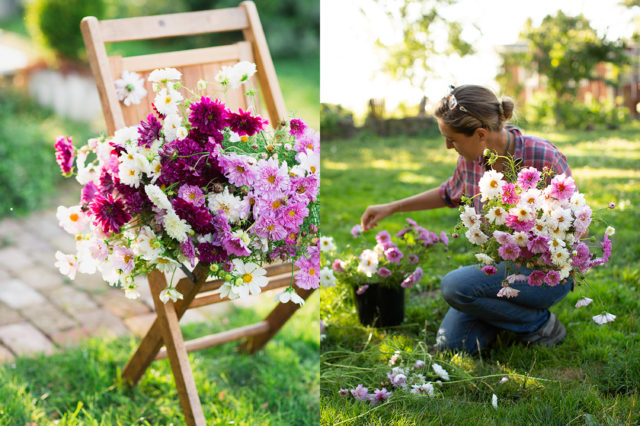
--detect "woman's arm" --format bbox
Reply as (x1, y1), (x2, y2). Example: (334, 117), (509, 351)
(360, 187), (447, 231)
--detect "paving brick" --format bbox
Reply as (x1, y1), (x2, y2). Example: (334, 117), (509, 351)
(0, 279), (47, 309)
(0, 247), (35, 273)
(0, 322), (55, 356)
(72, 273), (108, 293)
(0, 218), (24, 242)
(48, 235), (76, 254)
(13, 230), (54, 252)
(15, 266), (64, 291)
(0, 344), (14, 363)
(30, 250), (57, 271)
(19, 302), (77, 335)
(74, 309), (131, 339)
(50, 327), (90, 348)
(123, 313), (156, 337)
(93, 289), (150, 319)
(0, 302), (23, 326)
(47, 285), (99, 313)
(21, 211), (68, 241)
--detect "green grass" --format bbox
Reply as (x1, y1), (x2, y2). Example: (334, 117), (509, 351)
(0, 292), (319, 424)
(320, 125), (640, 424)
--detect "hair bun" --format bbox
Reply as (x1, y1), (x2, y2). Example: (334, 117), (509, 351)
(500, 97), (515, 121)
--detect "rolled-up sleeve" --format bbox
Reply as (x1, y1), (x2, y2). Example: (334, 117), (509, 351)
(439, 157), (465, 208)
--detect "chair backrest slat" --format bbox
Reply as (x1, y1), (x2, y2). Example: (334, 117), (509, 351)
(81, 1), (285, 135)
(98, 8), (249, 43)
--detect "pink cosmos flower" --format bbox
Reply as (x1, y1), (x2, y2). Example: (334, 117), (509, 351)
(369, 388), (392, 406)
(481, 265), (498, 276)
(351, 224), (363, 238)
(384, 247), (404, 263)
(356, 285), (369, 295)
(351, 384), (369, 401)
(527, 270), (546, 286)
(293, 126), (319, 154)
(549, 174), (576, 200)
(178, 184), (205, 207)
(55, 136), (75, 175)
(252, 216), (287, 241)
(414, 360), (425, 369)
(407, 254), (419, 264)
(501, 183), (520, 205)
(289, 175), (319, 203)
(543, 270), (561, 286)
(387, 367), (407, 387)
(498, 243), (521, 261)
(401, 267), (423, 288)
(406, 218), (418, 227)
(493, 230), (515, 245)
(255, 157), (290, 200)
(294, 255), (320, 290)
(527, 235), (549, 254)
(517, 167), (541, 191)
(571, 242), (592, 273)
(376, 230), (392, 248)
(377, 267), (392, 277)
(54, 251), (78, 280)
(289, 118), (307, 137)
(112, 246), (135, 274)
(280, 202), (308, 229)
(505, 215), (536, 233)
(220, 153), (258, 187)
(332, 259), (345, 273)
(440, 231), (449, 247)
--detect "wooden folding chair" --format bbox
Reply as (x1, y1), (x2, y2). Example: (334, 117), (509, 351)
(80, 3), (315, 424)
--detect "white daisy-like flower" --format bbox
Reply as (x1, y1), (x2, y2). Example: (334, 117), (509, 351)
(510, 204), (534, 222)
(124, 287), (141, 300)
(148, 67), (182, 84)
(98, 260), (121, 286)
(548, 238), (566, 253)
(197, 79), (207, 90)
(112, 125), (140, 147)
(500, 377), (509, 384)
(232, 61), (257, 87)
(520, 188), (542, 211)
(569, 192), (586, 210)
(548, 226), (567, 241)
(486, 206), (507, 226)
(320, 267), (336, 287)
(575, 297), (593, 308)
(154, 87), (183, 116)
(54, 251), (78, 280)
(163, 211), (191, 243)
(145, 184), (172, 210)
(410, 383), (435, 396)
(558, 263), (572, 280)
(465, 226), (489, 245)
(154, 256), (180, 273)
(431, 363), (450, 381)
(551, 248), (570, 267)
(605, 226), (615, 236)
(292, 149), (319, 176)
(159, 286), (184, 303)
(76, 237), (107, 274)
(460, 206), (481, 229)
(551, 208), (573, 231)
(207, 187), (246, 223)
(176, 126), (189, 140)
(163, 113), (182, 142)
(592, 312), (616, 325)
(231, 259), (268, 297)
(513, 232), (529, 247)
(274, 288), (305, 305)
(492, 394), (498, 409)
(75, 150), (98, 185)
(478, 170), (505, 201)
(215, 65), (233, 86)
(475, 253), (494, 265)
(532, 218), (548, 236)
(114, 70), (147, 106)
(147, 158), (163, 183)
(357, 249), (379, 277)
(132, 226), (163, 261)
(319, 236), (337, 252)
(56, 205), (90, 234)
(373, 242), (385, 257)
(118, 162), (142, 188)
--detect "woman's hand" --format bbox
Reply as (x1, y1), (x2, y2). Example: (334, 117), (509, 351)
(360, 204), (394, 231)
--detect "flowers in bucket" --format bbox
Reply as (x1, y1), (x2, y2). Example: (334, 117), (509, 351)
(321, 218), (448, 293)
(457, 150), (614, 311)
(53, 63), (320, 304)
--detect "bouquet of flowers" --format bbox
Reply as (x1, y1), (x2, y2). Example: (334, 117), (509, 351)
(53, 63), (320, 305)
(458, 149), (613, 300)
(320, 219), (448, 294)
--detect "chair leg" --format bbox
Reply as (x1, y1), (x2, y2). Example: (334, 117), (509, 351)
(148, 271), (206, 426)
(240, 287), (316, 354)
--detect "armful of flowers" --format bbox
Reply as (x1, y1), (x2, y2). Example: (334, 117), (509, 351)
(319, 218), (448, 292)
(53, 63), (320, 305)
(457, 149), (614, 300)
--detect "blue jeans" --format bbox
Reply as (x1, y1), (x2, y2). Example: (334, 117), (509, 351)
(435, 262), (572, 354)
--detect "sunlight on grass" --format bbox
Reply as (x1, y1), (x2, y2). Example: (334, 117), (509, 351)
(572, 167), (640, 179)
(323, 160), (349, 170)
(397, 172), (438, 185)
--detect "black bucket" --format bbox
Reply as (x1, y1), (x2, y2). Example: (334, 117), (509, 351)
(353, 285), (405, 327)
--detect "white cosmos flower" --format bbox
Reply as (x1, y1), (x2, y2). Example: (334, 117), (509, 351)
(497, 285), (520, 298)
(486, 206), (507, 225)
(319, 236), (337, 252)
(217, 61), (257, 89)
(492, 394), (498, 409)
(548, 238), (566, 253)
(56, 205), (90, 234)
(605, 226), (615, 236)
(569, 192), (586, 210)
(513, 232), (529, 247)
(465, 226), (489, 245)
(177, 127), (189, 140)
(575, 297), (593, 308)
(460, 206), (481, 229)
(320, 267), (336, 287)
(357, 249), (379, 277)
(521, 188), (542, 210)
(197, 79), (207, 90)
(410, 383), (435, 396)
(551, 248), (570, 267)
(125, 287), (141, 300)
(148, 67), (182, 84)
(75, 150), (98, 185)
(219, 282), (238, 300)
(54, 251), (78, 280)
(551, 208), (573, 231)
(154, 87), (183, 116)
(207, 187), (246, 223)
(548, 226), (567, 241)
(159, 286), (183, 303)
(510, 204), (534, 222)
(114, 70), (147, 106)
(274, 288), (305, 305)
(292, 149), (319, 176)
(478, 170), (505, 201)
(592, 312), (616, 325)
(147, 158), (163, 183)
(431, 363), (450, 381)
(163, 113), (182, 142)
(118, 162), (142, 188)
(559, 263), (572, 280)
(475, 253), (494, 265)
(154, 256), (180, 273)
(231, 259), (268, 297)
(112, 126), (140, 147)
(76, 237), (107, 274)
(145, 184), (172, 210)
(163, 211), (191, 243)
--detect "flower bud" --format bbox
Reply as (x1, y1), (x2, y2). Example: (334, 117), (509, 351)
(452, 233), (459, 239)
(224, 273), (233, 282)
(210, 264), (219, 273)
(213, 183), (224, 193)
(309, 224), (318, 234)
(608, 202), (615, 209)
(235, 277), (244, 286)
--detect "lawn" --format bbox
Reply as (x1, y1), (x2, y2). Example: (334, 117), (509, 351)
(0, 293), (319, 424)
(320, 125), (640, 424)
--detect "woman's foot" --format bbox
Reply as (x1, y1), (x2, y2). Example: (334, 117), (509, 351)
(519, 313), (566, 347)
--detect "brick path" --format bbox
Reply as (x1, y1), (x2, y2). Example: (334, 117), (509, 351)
(0, 182), (231, 363)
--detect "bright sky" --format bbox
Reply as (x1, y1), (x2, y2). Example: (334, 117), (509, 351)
(321, 0), (639, 114)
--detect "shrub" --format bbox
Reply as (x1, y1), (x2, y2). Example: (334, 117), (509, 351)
(320, 103), (356, 141)
(0, 88), (62, 217)
(25, 0), (105, 62)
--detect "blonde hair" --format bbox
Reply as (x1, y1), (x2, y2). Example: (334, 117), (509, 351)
(434, 85), (514, 136)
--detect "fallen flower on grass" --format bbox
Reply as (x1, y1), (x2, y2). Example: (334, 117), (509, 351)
(575, 297), (593, 308)
(350, 384), (369, 401)
(499, 377), (509, 384)
(492, 394), (498, 409)
(432, 363), (450, 381)
(592, 312), (616, 325)
(410, 383), (434, 396)
(369, 388), (392, 406)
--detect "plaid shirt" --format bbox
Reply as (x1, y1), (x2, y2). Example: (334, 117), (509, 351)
(439, 126), (572, 212)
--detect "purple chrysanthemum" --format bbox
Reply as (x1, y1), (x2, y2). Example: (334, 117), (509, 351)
(137, 113), (162, 148)
(293, 127), (319, 153)
(255, 157), (290, 199)
(55, 136), (75, 175)
(227, 109), (267, 136)
(89, 193), (131, 234)
(252, 215), (287, 241)
(180, 238), (197, 267)
(188, 96), (228, 137)
(369, 388), (392, 406)
(280, 202), (308, 229)
(116, 182), (149, 215)
(289, 118), (307, 137)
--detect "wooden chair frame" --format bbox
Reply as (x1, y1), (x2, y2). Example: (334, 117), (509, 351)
(80, 3), (314, 424)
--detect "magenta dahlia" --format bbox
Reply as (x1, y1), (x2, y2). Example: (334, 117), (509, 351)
(89, 193), (131, 234)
